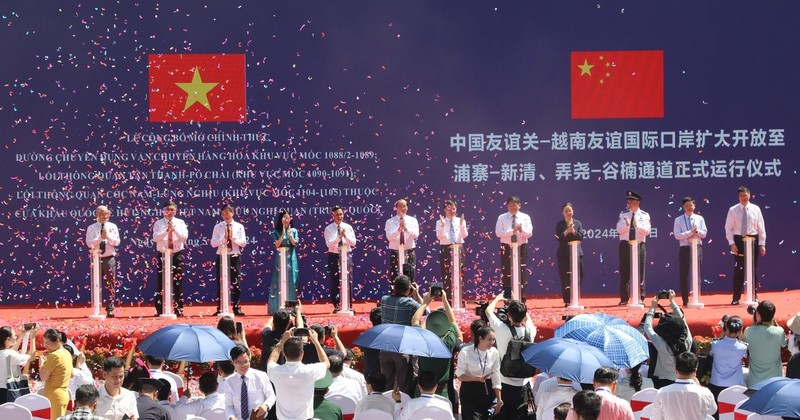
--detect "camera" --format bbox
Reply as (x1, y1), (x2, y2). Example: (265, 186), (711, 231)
(473, 301), (509, 325)
(235, 321), (243, 335)
(747, 304), (757, 316)
(293, 328), (310, 337)
(285, 300), (299, 308)
(430, 282), (443, 297)
(323, 325), (333, 335)
(23, 323), (37, 331)
(503, 286), (513, 300)
(656, 290), (670, 300)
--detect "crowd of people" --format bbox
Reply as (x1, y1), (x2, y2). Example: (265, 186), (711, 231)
(3, 282), (799, 420)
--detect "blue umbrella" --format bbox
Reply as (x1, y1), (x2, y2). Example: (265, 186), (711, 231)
(740, 378), (800, 417)
(353, 324), (451, 358)
(555, 313), (649, 368)
(522, 338), (614, 384)
(138, 324), (237, 362)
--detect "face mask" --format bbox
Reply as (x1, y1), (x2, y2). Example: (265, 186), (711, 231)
(789, 332), (800, 356)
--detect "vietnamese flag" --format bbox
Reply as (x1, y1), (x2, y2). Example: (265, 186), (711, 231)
(149, 53), (246, 122)
(571, 50), (663, 119)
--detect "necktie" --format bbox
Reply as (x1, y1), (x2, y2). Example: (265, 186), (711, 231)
(226, 223), (233, 249)
(628, 213), (636, 240)
(741, 205), (749, 235)
(510, 215), (517, 243)
(168, 222), (174, 250)
(241, 375), (249, 419)
(99, 223), (106, 253)
(399, 218), (405, 245)
(449, 219), (457, 244)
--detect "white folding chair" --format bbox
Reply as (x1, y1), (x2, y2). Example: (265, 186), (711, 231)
(413, 405), (454, 420)
(203, 407), (228, 420)
(0, 403), (32, 420)
(14, 394), (51, 420)
(354, 408), (393, 420)
(631, 388), (657, 419)
(639, 403), (656, 420)
(161, 370), (185, 396)
(718, 385), (748, 420)
(382, 390), (410, 404)
(326, 394), (358, 420)
(734, 400), (754, 420)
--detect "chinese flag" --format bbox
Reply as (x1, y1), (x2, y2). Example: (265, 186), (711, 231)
(571, 50), (663, 119)
(149, 54), (246, 122)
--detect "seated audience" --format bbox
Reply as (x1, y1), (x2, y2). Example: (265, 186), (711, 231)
(136, 378), (171, 420)
(145, 354), (179, 402)
(354, 372), (395, 417)
(553, 402), (572, 420)
(326, 354), (364, 403)
(651, 352), (716, 420)
(566, 367), (634, 420)
(536, 377), (578, 420)
(96, 357), (139, 420)
(399, 370), (454, 420)
(342, 348), (368, 398)
(313, 371), (343, 420)
(172, 372), (225, 419)
(58, 384), (105, 420)
(572, 391), (602, 420)
(614, 362), (654, 402)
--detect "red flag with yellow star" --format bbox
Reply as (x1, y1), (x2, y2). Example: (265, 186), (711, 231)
(571, 50), (663, 119)
(149, 54), (246, 122)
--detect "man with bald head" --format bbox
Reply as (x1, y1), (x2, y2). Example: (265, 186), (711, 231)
(85, 205), (121, 317)
(385, 199), (420, 282)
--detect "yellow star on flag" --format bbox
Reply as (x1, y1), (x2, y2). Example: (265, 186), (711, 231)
(578, 59), (594, 76)
(176, 68), (219, 111)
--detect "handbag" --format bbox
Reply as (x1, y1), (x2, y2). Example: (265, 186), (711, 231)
(3, 353), (30, 403)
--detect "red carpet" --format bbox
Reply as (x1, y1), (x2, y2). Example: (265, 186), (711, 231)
(2, 291), (798, 351)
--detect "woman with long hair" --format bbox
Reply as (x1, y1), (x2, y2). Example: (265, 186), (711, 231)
(268, 209), (299, 314)
(615, 362), (655, 401)
(39, 329), (73, 419)
(0, 324), (38, 403)
(455, 325), (502, 420)
(555, 202), (585, 307)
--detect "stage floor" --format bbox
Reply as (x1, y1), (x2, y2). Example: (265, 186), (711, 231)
(2, 290), (797, 350)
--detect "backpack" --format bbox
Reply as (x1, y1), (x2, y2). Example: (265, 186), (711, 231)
(500, 323), (537, 378)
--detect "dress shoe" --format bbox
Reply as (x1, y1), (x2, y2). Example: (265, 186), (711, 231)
(731, 300), (740, 305)
(233, 308), (245, 316)
(106, 312), (115, 318)
(618, 300), (628, 306)
(212, 309), (221, 316)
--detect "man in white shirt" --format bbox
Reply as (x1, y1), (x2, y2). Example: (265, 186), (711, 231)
(436, 200), (468, 294)
(85, 205), (121, 318)
(724, 185), (767, 305)
(385, 199), (420, 282)
(172, 372), (225, 419)
(354, 372), (395, 418)
(673, 197), (708, 307)
(323, 206), (357, 312)
(487, 292), (536, 420)
(616, 191), (651, 305)
(400, 370), (454, 420)
(145, 354), (179, 403)
(152, 200), (189, 316)
(342, 349), (368, 397)
(536, 377), (578, 420)
(266, 328), (330, 420)
(95, 357), (139, 420)
(210, 204), (248, 315)
(326, 355), (364, 403)
(565, 367), (634, 420)
(494, 196), (533, 301)
(651, 352), (716, 420)
(223, 344), (276, 420)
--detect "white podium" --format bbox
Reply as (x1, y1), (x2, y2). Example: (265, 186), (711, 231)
(160, 249), (177, 319)
(89, 249), (106, 320)
(338, 246), (353, 316)
(450, 243), (464, 311)
(567, 241), (584, 310)
(741, 237), (757, 306)
(510, 242), (522, 301)
(278, 248), (289, 310)
(627, 240), (644, 309)
(218, 246), (233, 318)
(687, 238), (704, 309)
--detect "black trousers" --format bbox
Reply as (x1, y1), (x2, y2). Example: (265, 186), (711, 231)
(379, 351), (417, 395)
(327, 252), (351, 308)
(439, 245), (465, 292)
(678, 245), (703, 305)
(155, 251), (184, 314)
(496, 383), (530, 420)
(216, 254), (242, 309)
(732, 235), (760, 302)
(500, 243), (527, 297)
(557, 254), (583, 305)
(389, 248), (416, 282)
(459, 380), (494, 420)
(99, 256), (117, 312)
(619, 241), (646, 302)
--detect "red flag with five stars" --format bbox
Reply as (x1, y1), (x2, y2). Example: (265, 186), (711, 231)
(571, 50), (663, 119)
(149, 53), (246, 122)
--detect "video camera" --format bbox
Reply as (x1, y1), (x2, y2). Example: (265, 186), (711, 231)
(472, 301), (509, 326)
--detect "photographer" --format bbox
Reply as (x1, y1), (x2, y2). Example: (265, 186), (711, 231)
(643, 290), (691, 388)
(411, 286), (461, 401)
(743, 300), (787, 386)
(260, 303), (303, 370)
(379, 275), (428, 393)
(486, 291), (537, 420)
